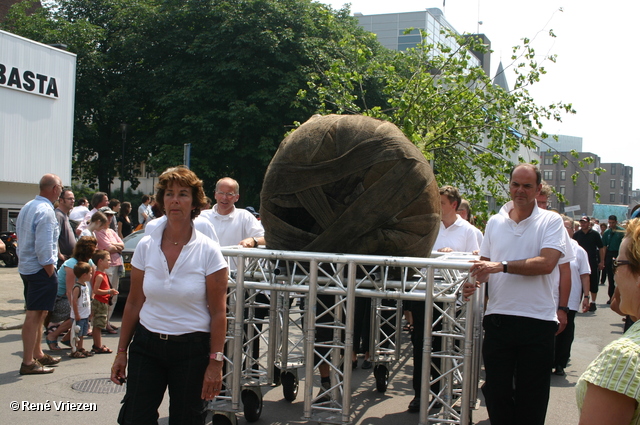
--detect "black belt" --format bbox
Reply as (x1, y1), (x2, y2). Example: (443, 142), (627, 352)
(138, 325), (209, 342)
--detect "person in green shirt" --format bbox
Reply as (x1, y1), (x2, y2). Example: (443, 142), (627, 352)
(602, 215), (626, 302)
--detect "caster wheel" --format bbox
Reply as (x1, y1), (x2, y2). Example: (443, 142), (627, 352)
(374, 364), (389, 393)
(210, 413), (234, 425)
(281, 371), (299, 402)
(242, 389), (262, 422)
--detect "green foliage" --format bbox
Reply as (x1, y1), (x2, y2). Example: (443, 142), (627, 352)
(3, 0), (370, 205)
(302, 25), (582, 211)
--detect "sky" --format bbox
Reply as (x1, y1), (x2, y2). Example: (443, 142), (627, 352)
(319, 0), (639, 188)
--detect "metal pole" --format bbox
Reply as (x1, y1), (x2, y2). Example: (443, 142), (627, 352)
(183, 143), (191, 168)
(120, 123), (128, 196)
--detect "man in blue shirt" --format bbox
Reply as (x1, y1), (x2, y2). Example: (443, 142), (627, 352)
(17, 174), (64, 374)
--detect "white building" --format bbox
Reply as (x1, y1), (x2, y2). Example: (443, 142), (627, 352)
(0, 30), (76, 230)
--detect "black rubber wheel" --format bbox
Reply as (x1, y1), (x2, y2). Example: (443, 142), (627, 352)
(374, 364), (389, 393)
(281, 371), (298, 402)
(242, 389), (262, 422)
(209, 413), (233, 425)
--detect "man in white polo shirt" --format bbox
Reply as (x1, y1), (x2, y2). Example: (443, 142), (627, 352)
(201, 177), (265, 254)
(465, 163), (569, 425)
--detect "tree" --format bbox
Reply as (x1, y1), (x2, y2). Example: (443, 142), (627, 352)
(300, 26), (586, 216)
(3, 0), (380, 204)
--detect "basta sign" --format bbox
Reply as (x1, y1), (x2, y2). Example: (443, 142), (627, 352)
(0, 63), (59, 98)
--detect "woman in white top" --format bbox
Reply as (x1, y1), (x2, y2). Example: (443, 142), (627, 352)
(110, 166), (228, 425)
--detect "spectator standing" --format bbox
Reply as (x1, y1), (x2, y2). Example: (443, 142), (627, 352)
(573, 215), (605, 312)
(55, 189), (77, 269)
(602, 215), (626, 303)
(117, 202), (133, 239)
(16, 174), (63, 374)
(91, 250), (118, 354)
(108, 199), (121, 232)
(464, 164), (568, 425)
(95, 206), (124, 333)
(76, 192), (109, 236)
(69, 197), (89, 222)
(68, 262), (94, 358)
(79, 211), (109, 238)
(137, 194), (151, 228)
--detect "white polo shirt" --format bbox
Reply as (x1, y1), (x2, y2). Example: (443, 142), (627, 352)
(131, 219), (228, 334)
(480, 201), (567, 322)
(568, 239), (591, 311)
(433, 215), (482, 253)
(200, 205), (265, 271)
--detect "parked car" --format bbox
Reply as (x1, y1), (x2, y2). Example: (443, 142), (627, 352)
(116, 229), (146, 308)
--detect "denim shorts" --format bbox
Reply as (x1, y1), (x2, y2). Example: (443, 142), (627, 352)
(75, 318), (90, 337)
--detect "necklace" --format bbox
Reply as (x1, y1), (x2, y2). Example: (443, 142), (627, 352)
(164, 237), (187, 246)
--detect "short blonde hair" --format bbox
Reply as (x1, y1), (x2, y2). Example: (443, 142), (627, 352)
(624, 218), (640, 276)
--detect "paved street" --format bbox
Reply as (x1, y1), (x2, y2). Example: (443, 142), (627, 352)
(0, 265), (623, 424)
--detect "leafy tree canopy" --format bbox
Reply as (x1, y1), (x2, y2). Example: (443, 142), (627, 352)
(4, 0), (379, 205)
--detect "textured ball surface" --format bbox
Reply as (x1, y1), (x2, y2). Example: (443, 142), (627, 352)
(260, 114), (440, 257)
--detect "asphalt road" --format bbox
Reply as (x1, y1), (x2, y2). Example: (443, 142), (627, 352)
(0, 265), (623, 424)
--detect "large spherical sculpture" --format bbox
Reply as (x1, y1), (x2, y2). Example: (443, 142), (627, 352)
(260, 114), (440, 257)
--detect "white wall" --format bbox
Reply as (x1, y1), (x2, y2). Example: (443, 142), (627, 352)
(0, 30), (76, 208)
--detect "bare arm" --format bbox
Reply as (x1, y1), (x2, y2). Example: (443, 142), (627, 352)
(470, 248), (562, 283)
(201, 267), (229, 400)
(581, 274), (591, 312)
(110, 267), (145, 385)
(578, 383), (637, 425)
(117, 221), (124, 240)
(238, 236), (265, 248)
(556, 262), (570, 334)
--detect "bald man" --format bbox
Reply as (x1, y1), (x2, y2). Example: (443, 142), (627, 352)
(16, 174), (64, 374)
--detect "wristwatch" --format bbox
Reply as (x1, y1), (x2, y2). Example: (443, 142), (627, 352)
(501, 261), (508, 273)
(209, 352), (224, 361)
(558, 306), (570, 313)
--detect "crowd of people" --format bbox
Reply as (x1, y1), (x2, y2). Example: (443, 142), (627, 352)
(14, 163), (640, 425)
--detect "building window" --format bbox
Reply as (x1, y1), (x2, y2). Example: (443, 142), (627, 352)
(621, 194), (625, 204)
(610, 193), (616, 203)
(544, 156), (553, 165)
(560, 170), (566, 181)
(610, 180), (616, 189)
(621, 180), (625, 190)
(611, 164), (616, 175)
(544, 171), (553, 181)
(559, 186), (566, 195)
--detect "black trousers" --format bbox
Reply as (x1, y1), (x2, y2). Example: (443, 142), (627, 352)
(554, 309), (577, 368)
(482, 314), (557, 425)
(410, 301), (442, 397)
(604, 250), (618, 299)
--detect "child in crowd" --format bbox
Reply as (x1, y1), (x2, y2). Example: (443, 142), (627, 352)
(91, 250), (118, 354)
(69, 262), (94, 358)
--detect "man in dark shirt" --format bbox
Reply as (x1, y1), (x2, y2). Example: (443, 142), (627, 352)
(55, 189), (77, 269)
(601, 215), (625, 303)
(572, 216), (604, 312)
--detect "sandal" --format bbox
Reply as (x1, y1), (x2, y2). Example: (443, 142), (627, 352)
(102, 328), (118, 334)
(69, 350), (87, 359)
(46, 339), (62, 351)
(92, 345), (113, 354)
(45, 325), (59, 337)
(79, 348), (94, 357)
(402, 323), (411, 331)
(109, 325), (119, 331)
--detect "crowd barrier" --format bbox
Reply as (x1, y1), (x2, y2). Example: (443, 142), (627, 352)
(206, 247), (485, 425)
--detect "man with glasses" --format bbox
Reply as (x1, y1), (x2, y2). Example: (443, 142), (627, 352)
(201, 177), (265, 251)
(16, 174), (63, 374)
(55, 189), (76, 269)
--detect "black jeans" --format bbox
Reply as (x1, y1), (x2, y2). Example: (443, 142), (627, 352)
(482, 314), (557, 425)
(554, 309), (577, 368)
(118, 325), (210, 425)
(604, 250), (618, 299)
